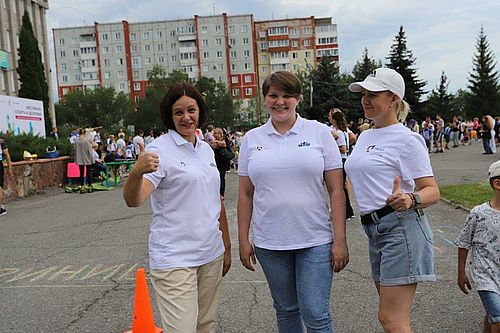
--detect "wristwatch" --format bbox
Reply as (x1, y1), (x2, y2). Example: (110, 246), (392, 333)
(411, 192), (422, 208)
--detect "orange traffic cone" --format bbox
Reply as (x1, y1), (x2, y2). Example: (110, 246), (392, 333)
(124, 268), (164, 333)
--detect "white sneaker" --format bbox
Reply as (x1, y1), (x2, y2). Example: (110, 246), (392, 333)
(0, 208), (6, 216)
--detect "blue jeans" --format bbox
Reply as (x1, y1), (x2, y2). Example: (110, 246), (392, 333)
(479, 291), (500, 324)
(255, 243), (334, 333)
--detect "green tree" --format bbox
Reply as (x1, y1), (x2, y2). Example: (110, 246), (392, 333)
(195, 77), (236, 129)
(386, 26), (427, 119)
(127, 66), (188, 131)
(17, 10), (50, 133)
(451, 89), (471, 119)
(466, 27), (499, 119)
(352, 47), (382, 81)
(56, 87), (133, 132)
(422, 71), (454, 121)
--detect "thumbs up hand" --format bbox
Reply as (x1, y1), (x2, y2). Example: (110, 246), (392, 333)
(386, 176), (412, 211)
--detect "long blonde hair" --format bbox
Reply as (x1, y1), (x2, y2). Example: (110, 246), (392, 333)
(395, 98), (411, 122)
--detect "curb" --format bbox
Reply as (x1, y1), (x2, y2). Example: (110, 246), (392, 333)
(440, 197), (471, 213)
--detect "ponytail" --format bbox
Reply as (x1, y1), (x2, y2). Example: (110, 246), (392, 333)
(395, 99), (410, 123)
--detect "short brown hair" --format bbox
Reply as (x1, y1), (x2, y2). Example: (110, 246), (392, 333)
(159, 82), (208, 130)
(262, 71), (301, 98)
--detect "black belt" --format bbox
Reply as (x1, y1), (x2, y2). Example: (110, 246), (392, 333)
(361, 205), (395, 225)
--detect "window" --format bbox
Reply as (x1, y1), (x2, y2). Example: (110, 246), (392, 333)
(215, 25), (221, 32)
(131, 45), (137, 53)
(158, 56), (165, 63)
(61, 63), (67, 70)
(228, 25), (235, 34)
(305, 51), (311, 58)
(170, 42), (176, 50)
(303, 39), (311, 47)
(201, 26), (208, 33)
(242, 25), (248, 33)
(230, 51), (237, 59)
(290, 28), (298, 36)
(231, 63), (237, 71)
(269, 40), (289, 48)
(157, 44), (164, 51)
(215, 38), (222, 45)
(101, 33), (108, 41)
(58, 38), (65, 45)
(134, 96), (140, 103)
(170, 55), (177, 62)
(156, 31), (162, 38)
(268, 26), (288, 35)
(202, 39), (208, 47)
(116, 45), (122, 53)
(303, 27), (311, 34)
(62, 75), (68, 83)
(216, 51), (223, 58)
(118, 83), (126, 91)
(169, 30), (176, 37)
(104, 59), (110, 66)
(73, 62), (81, 70)
(270, 51), (288, 59)
(260, 42), (267, 51)
(132, 57), (140, 65)
(144, 44), (151, 51)
(104, 72), (111, 79)
(244, 75), (252, 83)
(130, 33), (136, 41)
(261, 54), (267, 61)
(261, 66), (267, 73)
(229, 38), (236, 46)
(118, 71), (124, 78)
(117, 58), (124, 65)
(62, 88), (69, 95)
(203, 65), (210, 72)
(102, 46), (109, 53)
(242, 37), (249, 45)
(232, 89), (239, 97)
(245, 88), (253, 95)
(291, 40), (299, 48)
(317, 37), (337, 44)
(231, 76), (239, 83)
(143, 32), (149, 40)
(72, 50), (79, 56)
(244, 63), (250, 70)
(134, 82), (141, 91)
(243, 50), (250, 57)
(115, 32), (121, 40)
(203, 52), (209, 59)
(217, 64), (223, 71)
(259, 31), (266, 38)
(145, 57), (152, 64)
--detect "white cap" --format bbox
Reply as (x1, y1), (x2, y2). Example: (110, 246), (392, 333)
(348, 68), (405, 100)
(488, 160), (500, 179)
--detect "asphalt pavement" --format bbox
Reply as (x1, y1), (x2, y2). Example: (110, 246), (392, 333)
(0, 140), (497, 332)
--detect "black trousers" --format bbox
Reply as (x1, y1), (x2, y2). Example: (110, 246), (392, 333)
(79, 165), (92, 186)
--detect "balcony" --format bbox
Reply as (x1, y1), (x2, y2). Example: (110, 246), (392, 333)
(178, 34), (196, 42)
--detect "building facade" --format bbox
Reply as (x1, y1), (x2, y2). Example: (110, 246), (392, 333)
(0, 0), (55, 126)
(53, 14), (338, 108)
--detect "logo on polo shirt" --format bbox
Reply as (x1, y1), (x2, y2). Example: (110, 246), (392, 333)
(366, 145), (384, 153)
(256, 145), (264, 151)
(298, 141), (311, 147)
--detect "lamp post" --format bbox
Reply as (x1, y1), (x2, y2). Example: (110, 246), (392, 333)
(304, 58), (313, 107)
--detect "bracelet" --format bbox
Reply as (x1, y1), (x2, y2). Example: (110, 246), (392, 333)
(407, 193), (416, 208)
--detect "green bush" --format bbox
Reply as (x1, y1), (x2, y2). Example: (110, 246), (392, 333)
(0, 133), (74, 162)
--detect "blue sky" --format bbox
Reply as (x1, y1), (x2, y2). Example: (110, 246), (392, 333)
(46, 0), (500, 99)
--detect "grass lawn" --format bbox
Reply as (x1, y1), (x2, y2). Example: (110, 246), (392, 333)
(439, 182), (493, 209)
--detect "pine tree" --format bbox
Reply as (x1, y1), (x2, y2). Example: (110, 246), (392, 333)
(17, 10), (50, 134)
(466, 27), (499, 119)
(352, 47), (382, 81)
(386, 26), (426, 119)
(423, 71), (454, 121)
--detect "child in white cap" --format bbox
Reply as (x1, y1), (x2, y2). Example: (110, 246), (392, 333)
(456, 160), (500, 333)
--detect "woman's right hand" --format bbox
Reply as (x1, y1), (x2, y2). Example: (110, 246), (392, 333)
(239, 240), (256, 271)
(132, 152), (159, 175)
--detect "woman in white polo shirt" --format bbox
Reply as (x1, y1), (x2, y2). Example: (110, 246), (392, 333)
(123, 82), (231, 333)
(345, 68), (440, 333)
(238, 71), (349, 332)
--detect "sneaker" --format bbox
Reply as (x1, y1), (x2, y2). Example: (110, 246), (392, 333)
(0, 208), (6, 216)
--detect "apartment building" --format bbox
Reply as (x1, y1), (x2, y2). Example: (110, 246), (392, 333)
(254, 16), (338, 89)
(53, 13), (258, 105)
(0, 0), (55, 126)
(53, 14), (338, 106)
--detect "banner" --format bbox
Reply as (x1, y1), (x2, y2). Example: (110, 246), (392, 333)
(0, 95), (46, 137)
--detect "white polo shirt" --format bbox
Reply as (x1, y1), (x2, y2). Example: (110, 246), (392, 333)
(344, 123), (433, 215)
(238, 115), (342, 250)
(143, 130), (224, 269)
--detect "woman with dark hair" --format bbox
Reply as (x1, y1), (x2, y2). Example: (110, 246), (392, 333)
(123, 82), (231, 333)
(238, 71), (348, 332)
(329, 108), (355, 219)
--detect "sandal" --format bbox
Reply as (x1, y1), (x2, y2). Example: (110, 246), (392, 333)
(88, 186), (94, 193)
(79, 186), (85, 194)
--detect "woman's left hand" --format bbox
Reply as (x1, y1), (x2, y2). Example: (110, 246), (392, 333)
(332, 240), (349, 272)
(222, 249), (232, 277)
(386, 176), (412, 211)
